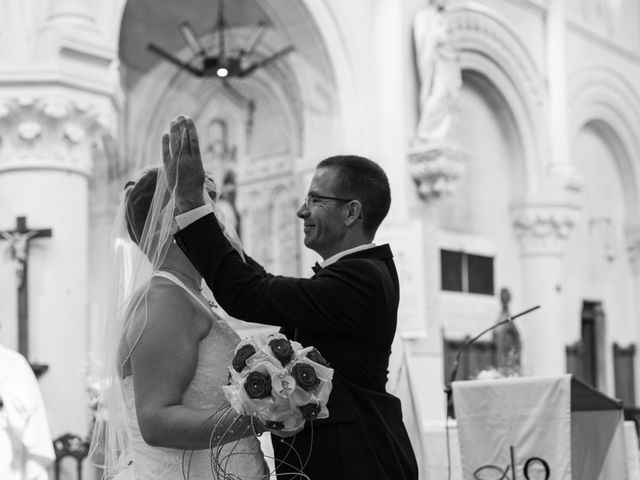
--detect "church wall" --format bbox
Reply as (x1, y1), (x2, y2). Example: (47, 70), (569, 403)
(438, 78), (525, 339)
(453, 0), (548, 75)
(565, 125), (635, 394)
(2, 1), (640, 477)
(564, 11), (640, 402)
(568, 0), (640, 50)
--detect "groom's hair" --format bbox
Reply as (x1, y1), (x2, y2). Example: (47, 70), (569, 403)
(317, 155), (391, 236)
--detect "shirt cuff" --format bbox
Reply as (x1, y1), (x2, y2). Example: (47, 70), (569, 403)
(176, 204), (214, 230)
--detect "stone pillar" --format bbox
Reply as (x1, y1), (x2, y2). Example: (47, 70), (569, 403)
(45, 0), (96, 27)
(407, 140), (468, 419)
(546, 0), (580, 194)
(0, 0), (118, 438)
(0, 97), (113, 436)
(511, 201), (580, 376)
(625, 226), (640, 398)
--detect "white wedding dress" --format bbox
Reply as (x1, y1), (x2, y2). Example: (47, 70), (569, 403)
(117, 272), (267, 480)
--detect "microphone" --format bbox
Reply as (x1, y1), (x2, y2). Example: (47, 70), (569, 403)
(445, 305), (540, 418)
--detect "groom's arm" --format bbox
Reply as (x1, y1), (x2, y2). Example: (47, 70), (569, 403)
(174, 213), (377, 336)
(177, 211), (292, 339)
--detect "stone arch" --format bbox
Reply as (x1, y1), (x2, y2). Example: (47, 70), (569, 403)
(569, 66), (640, 223)
(448, 5), (547, 196)
(131, 45), (302, 173)
(122, 25), (303, 171)
(111, 0), (357, 173)
(111, 0), (350, 285)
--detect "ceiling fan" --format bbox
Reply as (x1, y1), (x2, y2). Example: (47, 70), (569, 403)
(147, 0), (295, 79)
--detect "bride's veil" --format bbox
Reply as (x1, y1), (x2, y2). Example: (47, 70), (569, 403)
(87, 139), (244, 478)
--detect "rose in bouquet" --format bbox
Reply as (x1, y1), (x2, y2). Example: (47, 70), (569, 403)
(223, 333), (333, 435)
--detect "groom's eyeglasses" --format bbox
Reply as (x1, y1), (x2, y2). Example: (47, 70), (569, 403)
(304, 193), (353, 207)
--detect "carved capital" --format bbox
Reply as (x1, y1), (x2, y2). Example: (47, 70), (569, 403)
(0, 97), (114, 176)
(511, 202), (580, 256)
(408, 140), (468, 202)
(625, 227), (640, 275)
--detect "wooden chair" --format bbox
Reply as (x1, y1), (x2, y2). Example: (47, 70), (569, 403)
(53, 433), (90, 480)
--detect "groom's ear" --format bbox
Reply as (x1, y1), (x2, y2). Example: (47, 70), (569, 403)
(344, 200), (363, 226)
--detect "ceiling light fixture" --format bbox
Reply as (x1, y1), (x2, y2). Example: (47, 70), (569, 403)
(147, 0), (294, 79)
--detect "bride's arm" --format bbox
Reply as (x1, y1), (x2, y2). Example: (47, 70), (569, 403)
(129, 286), (260, 449)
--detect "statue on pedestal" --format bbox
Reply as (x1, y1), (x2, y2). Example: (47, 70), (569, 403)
(493, 288), (522, 376)
(408, 0), (467, 202)
(413, 0), (462, 143)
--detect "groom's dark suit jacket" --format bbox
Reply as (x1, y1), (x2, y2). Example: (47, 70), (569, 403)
(175, 213), (418, 480)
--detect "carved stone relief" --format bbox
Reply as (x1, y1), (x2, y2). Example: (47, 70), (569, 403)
(0, 97), (113, 176)
(511, 202), (581, 256)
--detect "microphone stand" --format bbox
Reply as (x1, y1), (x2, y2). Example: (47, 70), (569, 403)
(444, 305), (540, 418)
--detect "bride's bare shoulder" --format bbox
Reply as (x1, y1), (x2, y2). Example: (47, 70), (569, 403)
(127, 277), (211, 337)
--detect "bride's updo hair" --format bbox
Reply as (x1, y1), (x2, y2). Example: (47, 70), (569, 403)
(125, 168), (159, 244)
(125, 167), (218, 244)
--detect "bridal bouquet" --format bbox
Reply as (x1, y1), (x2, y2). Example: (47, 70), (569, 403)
(223, 333), (334, 434)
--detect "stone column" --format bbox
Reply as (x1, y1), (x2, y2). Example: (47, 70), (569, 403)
(546, 0), (580, 194)
(511, 201), (580, 376)
(625, 226), (640, 393)
(0, 97), (113, 436)
(407, 141), (468, 419)
(45, 0), (97, 27)
(0, 0), (118, 438)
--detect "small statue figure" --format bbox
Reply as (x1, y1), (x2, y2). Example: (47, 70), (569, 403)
(493, 288), (522, 376)
(0, 230), (38, 287)
(413, 0), (462, 143)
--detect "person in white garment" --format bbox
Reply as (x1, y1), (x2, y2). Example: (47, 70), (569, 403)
(0, 342), (55, 480)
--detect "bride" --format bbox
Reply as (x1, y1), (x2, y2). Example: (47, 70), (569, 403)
(89, 155), (268, 478)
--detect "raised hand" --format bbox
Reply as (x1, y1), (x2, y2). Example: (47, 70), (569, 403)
(162, 115), (206, 213)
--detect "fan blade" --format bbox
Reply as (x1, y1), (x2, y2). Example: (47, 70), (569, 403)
(148, 43), (204, 77)
(239, 21), (266, 58)
(238, 46), (294, 77)
(217, 0), (227, 61)
(179, 21), (207, 59)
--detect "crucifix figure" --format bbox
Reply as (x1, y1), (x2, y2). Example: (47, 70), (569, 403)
(0, 216), (52, 364)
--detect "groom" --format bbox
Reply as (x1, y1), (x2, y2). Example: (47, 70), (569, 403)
(165, 116), (418, 479)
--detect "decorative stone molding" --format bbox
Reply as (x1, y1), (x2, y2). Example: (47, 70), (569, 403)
(569, 66), (640, 221)
(0, 97), (114, 176)
(446, 6), (547, 197)
(46, 0), (97, 28)
(448, 7), (546, 107)
(511, 202), (581, 256)
(408, 140), (468, 202)
(625, 227), (640, 276)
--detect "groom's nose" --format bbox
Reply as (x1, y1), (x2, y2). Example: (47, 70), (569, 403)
(296, 203), (309, 218)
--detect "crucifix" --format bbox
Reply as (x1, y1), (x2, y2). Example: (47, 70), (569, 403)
(0, 216), (52, 376)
